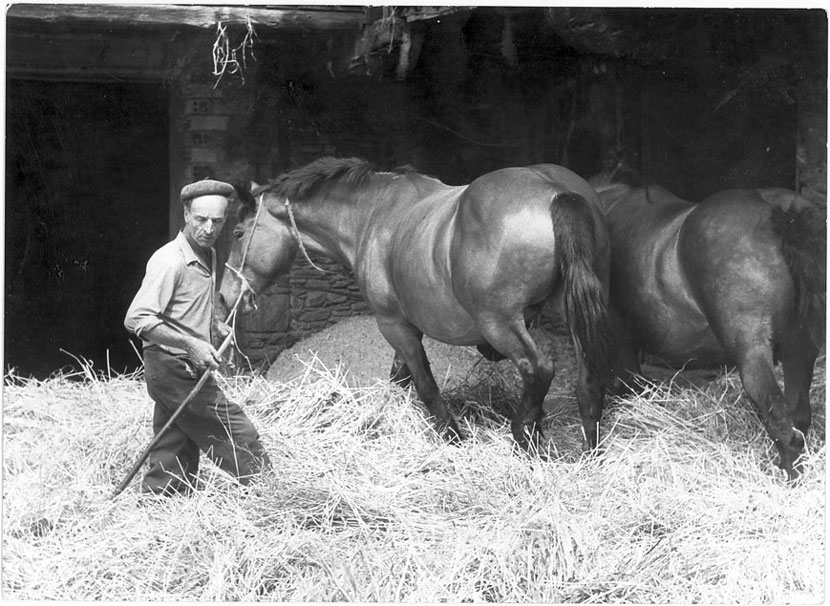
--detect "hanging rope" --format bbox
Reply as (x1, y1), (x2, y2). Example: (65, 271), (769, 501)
(212, 16), (258, 88)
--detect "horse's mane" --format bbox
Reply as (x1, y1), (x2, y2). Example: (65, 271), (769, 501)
(256, 157), (412, 202)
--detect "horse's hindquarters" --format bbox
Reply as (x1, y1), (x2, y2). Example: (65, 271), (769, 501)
(449, 195), (558, 317)
(678, 200), (796, 345)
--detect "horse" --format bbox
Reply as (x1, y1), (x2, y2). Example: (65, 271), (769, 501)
(590, 169), (826, 479)
(220, 157), (613, 453)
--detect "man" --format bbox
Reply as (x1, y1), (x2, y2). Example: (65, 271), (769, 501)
(125, 179), (270, 496)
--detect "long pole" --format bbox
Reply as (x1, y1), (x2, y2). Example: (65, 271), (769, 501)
(111, 294), (244, 499)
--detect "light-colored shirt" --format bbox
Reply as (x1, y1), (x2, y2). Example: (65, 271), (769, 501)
(124, 231), (216, 355)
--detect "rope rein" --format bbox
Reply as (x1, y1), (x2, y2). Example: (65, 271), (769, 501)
(223, 264), (257, 311)
(239, 193), (266, 271)
(284, 198), (328, 274)
(221, 263), (254, 367)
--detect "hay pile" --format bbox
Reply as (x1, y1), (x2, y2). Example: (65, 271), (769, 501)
(269, 316), (486, 387)
(3, 348), (825, 602)
(269, 315), (579, 414)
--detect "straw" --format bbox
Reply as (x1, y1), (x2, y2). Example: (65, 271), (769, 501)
(3, 335), (824, 602)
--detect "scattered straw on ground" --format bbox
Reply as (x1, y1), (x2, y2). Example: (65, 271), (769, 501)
(2, 327), (825, 602)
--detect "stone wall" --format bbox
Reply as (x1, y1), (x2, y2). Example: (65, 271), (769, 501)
(288, 257), (371, 339)
(232, 254), (370, 368)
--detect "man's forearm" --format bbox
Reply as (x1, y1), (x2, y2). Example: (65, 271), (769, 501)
(141, 323), (221, 370)
(141, 323), (201, 353)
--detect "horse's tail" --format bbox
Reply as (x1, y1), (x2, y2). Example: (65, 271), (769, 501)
(770, 203), (827, 344)
(550, 193), (612, 380)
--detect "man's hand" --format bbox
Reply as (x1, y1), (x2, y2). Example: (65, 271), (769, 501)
(214, 320), (232, 340)
(186, 339), (221, 371)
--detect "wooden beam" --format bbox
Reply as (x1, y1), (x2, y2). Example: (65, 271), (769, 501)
(400, 6), (470, 22)
(7, 4), (368, 31)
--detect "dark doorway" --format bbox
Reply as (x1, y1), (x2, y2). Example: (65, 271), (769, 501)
(5, 80), (170, 378)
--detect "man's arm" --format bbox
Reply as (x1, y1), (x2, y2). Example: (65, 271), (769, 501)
(125, 250), (221, 371)
(141, 323), (222, 371)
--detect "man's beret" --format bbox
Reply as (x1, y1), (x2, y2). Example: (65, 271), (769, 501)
(180, 179), (235, 203)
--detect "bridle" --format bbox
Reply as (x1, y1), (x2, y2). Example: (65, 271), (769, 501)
(223, 191), (266, 314)
(223, 193), (330, 326)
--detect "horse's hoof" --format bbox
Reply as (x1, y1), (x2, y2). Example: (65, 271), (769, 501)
(774, 427), (807, 482)
(511, 423), (546, 457)
(581, 423), (600, 452)
(438, 419), (463, 445)
(789, 428), (806, 451)
(780, 452), (806, 483)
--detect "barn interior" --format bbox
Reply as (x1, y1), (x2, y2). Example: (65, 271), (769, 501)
(5, 5), (826, 377)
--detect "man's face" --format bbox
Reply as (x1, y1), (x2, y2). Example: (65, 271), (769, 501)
(183, 195), (228, 250)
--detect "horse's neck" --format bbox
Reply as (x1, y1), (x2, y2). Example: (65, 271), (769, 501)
(286, 183), (404, 268)
(292, 205), (360, 268)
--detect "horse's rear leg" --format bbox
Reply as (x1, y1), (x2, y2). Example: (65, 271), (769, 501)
(376, 318), (462, 443)
(735, 340), (805, 479)
(779, 327), (820, 435)
(389, 350), (413, 388)
(478, 318), (554, 452)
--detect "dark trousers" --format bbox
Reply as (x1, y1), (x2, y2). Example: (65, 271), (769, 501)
(141, 347), (270, 495)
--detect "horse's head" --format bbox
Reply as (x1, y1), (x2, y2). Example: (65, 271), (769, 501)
(218, 183), (298, 318)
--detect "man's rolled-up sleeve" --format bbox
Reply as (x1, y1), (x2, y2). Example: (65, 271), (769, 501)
(124, 253), (178, 338)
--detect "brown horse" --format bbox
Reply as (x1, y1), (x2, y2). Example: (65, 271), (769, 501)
(220, 157), (613, 452)
(591, 170), (825, 478)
